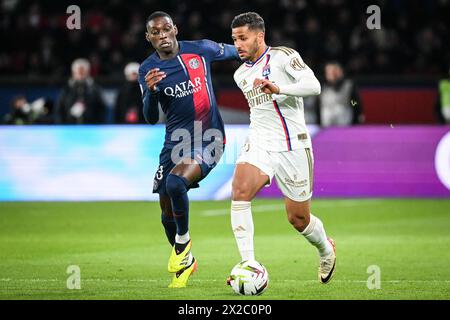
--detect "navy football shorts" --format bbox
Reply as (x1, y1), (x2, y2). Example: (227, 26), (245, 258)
(152, 143), (225, 195)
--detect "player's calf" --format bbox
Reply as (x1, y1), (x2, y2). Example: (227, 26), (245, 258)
(287, 212), (310, 232)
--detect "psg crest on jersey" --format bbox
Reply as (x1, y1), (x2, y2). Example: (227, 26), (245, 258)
(262, 64), (271, 77)
(189, 58), (200, 69)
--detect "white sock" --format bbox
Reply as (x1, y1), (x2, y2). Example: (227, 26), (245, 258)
(231, 200), (255, 261)
(301, 214), (333, 258)
(175, 231), (190, 244)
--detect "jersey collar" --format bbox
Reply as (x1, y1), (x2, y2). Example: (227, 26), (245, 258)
(244, 46), (271, 68)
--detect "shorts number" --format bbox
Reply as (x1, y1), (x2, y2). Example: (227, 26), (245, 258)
(156, 165), (164, 180)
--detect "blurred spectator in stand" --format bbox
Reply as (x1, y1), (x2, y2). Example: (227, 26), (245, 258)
(3, 96), (54, 125)
(303, 96), (320, 125)
(114, 62), (145, 124)
(315, 62), (364, 126)
(32, 99), (54, 124)
(54, 58), (106, 124)
(3, 95), (31, 125)
(436, 66), (450, 124)
(0, 1), (448, 78)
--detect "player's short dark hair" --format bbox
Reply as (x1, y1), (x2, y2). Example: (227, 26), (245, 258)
(146, 11), (173, 27)
(231, 12), (265, 32)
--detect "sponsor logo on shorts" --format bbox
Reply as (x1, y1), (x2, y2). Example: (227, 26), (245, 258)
(285, 178), (308, 188)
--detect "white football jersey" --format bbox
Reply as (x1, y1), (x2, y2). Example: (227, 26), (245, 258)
(234, 46), (317, 151)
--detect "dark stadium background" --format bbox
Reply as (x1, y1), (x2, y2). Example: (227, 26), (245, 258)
(0, 0), (449, 123)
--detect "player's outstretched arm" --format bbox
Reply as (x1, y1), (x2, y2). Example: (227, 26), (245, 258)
(200, 39), (241, 62)
(253, 72), (321, 97)
(277, 52), (321, 97)
(277, 72), (321, 97)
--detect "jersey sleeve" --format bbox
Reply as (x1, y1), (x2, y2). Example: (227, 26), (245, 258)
(199, 39), (240, 62)
(277, 49), (321, 97)
(138, 64), (148, 96)
(138, 62), (160, 124)
(282, 49), (315, 81)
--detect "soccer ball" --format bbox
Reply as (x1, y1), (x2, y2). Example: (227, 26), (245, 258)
(228, 260), (269, 296)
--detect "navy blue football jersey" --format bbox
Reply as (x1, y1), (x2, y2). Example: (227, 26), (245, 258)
(138, 39), (239, 148)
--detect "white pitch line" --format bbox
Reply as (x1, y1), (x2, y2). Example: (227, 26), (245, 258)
(201, 199), (383, 217)
(201, 204), (283, 217)
(312, 199), (384, 208)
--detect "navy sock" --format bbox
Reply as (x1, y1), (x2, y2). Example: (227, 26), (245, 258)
(166, 174), (190, 239)
(161, 212), (176, 246)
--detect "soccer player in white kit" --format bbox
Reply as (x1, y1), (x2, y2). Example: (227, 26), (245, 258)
(228, 12), (336, 284)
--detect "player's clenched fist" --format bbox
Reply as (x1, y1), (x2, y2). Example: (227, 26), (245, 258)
(145, 68), (166, 92)
(253, 78), (280, 94)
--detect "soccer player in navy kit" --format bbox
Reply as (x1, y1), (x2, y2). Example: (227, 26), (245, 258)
(138, 11), (240, 288)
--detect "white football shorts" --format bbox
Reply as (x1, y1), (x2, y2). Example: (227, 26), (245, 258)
(236, 141), (314, 202)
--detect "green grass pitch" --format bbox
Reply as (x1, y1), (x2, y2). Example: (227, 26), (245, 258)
(1, 199), (449, 300)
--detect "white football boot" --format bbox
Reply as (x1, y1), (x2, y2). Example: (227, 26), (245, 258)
(318, 237), (336, 284)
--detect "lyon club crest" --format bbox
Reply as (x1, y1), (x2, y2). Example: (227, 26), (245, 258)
(189, 58), (200, 69)
(262, 64), (271, 77)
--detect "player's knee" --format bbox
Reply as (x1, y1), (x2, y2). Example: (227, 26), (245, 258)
(287, 212), (309, 231)
(232, 181), (253, 201)
(166, 174), (188, 198)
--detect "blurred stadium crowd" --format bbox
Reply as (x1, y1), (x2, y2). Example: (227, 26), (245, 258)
(0, 0), (449, 125)
(1, 0), (449, 78)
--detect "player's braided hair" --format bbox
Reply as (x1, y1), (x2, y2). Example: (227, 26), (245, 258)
(231, 12), (265, 32)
